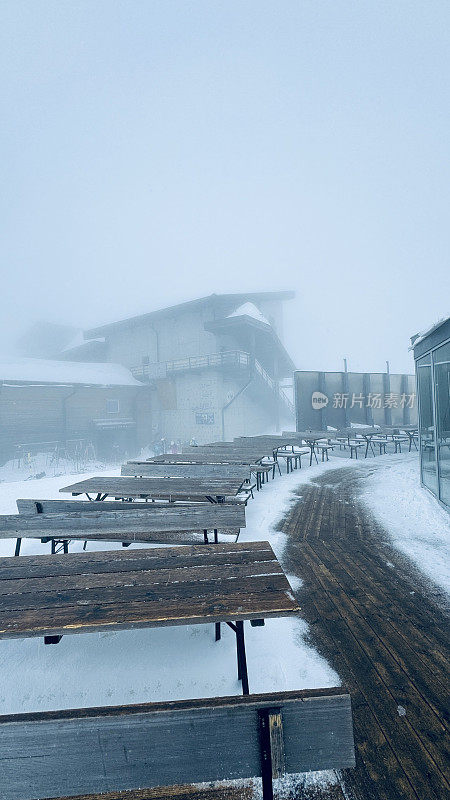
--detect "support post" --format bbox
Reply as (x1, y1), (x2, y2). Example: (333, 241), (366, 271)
(235, 620), (249, 695)
(258, 708), (285, 800)
(14, 538), (22, 557)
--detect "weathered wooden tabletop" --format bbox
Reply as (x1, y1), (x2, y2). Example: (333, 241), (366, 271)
(147, 453), (267, 465)
(182, 447), (269, 460)
(59, 476), (246, 500)
(0, 541), (299, 640)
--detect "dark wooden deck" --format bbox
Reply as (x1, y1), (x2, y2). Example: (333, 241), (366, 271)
(281, 465), (450, 800)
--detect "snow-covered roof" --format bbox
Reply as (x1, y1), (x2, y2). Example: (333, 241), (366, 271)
(227, 302), (271, 326)
(410, 316), (450, 350)
(0, 357), (142, 387)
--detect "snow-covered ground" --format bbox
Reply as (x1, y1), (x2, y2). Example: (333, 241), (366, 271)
(3, 451), (446, 796)
(0, 462), (339, 718)
(361, 453), (450, 596)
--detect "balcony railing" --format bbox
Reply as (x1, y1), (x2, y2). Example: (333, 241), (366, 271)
(132, 350), (294, 413)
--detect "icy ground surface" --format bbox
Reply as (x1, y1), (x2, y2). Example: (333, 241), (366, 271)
(0, 463), (339, 716)
(360, 453), (450, 596)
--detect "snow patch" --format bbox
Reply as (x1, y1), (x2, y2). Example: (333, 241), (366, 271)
(361, 455), (450, 596)
(227, 302), (271, 326)
(0, 356), (141, 386)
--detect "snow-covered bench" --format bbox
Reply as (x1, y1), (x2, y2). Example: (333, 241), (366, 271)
(275, 447), (309, 473)
(0, 689), (355, 800)
(348, 441), (365, 459)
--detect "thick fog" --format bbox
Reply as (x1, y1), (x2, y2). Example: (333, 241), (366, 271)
(1, 1), (449, 373)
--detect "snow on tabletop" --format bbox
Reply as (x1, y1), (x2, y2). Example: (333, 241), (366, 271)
(0, 356), (142, 386)
(227, 302), (271, 326)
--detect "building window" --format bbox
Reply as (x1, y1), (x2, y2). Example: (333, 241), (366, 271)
(195, 412), (214, 425)
(433, 341), (450, 507)
(106, 399), (120, 414)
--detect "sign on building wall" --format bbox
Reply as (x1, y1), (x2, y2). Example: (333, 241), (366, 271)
(295, 370), (417, 430)
(195, 412), (215, 425)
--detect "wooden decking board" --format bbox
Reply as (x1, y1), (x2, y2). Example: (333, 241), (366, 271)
(303, 539), (449, 797)
(321, 539), (450, 691)
(281, 467), (450, 800)
(305, 584), (430, 800)
(303, 544), (449, 782)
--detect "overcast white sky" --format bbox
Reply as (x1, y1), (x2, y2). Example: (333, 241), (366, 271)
(1, 1), (449, 373)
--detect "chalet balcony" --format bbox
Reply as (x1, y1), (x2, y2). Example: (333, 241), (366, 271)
(131, 350), (294, 414)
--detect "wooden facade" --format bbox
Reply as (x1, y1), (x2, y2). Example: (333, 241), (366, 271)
(0, 371), (151, 465)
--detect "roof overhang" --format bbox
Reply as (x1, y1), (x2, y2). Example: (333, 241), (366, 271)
(204, 315), (296, 375)
(84, 292), (295, 338)
(412, 316), (450, 359)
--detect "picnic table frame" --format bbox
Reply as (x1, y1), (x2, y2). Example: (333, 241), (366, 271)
(59, 476), (248, 504)
(0, 541), (299, 696)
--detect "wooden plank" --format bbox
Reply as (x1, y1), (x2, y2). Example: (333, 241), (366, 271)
(50, 785), (254, 800)
(0, 559), (285, 598)
(122, 463), (251, 480)
(148, 454), (265, 465)
(0, 541), (275, 579)
(0, 689), (355, 800)
(0, 506), (245, 535)
(59, 477), (245, 499)
(0, 542), (299, 639)
(17, 500), (203, 515)
(0, 572), (290, 614)
(0, 590), (299, 639)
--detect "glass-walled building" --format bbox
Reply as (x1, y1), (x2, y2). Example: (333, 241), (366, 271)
(413, 317), (450, 511)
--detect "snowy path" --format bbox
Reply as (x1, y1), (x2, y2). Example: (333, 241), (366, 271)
(279, 457), (450, 800)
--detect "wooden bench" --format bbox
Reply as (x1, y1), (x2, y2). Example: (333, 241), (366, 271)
(372, 437), (388, 455)
(349, 441), (365, 459)
(275, 448), (309, 473)
(2, 503), (246, 555)
(0, 689), (355, 800)
(393, 435), (409, 454)
(315, 442), (334, 462)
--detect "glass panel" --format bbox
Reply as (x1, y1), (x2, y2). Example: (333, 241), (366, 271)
(416, 355), (438, 496)
(433, 341), (450, 507)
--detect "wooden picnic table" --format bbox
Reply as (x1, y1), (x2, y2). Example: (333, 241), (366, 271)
(123, 461), (271, 490)
(385, 426), (419, 451)
(283, 431), (335, 465)
(183, 445), (270, 460)
(59, 477), (247, 503)
(122, 461), (251, 478)
(334, 428), (387, 458)
(0, 541), (300, 695)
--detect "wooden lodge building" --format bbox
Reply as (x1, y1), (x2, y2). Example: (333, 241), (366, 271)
(2, 292), (296, 463)
(0, 358), (150, 464)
